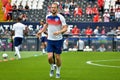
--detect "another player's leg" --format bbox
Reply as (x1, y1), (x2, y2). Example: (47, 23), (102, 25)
(41, 43), (46, 54)
(14, 37), (22, 59)
(41, 37), (47, 54)
(15, 46), (21, 59)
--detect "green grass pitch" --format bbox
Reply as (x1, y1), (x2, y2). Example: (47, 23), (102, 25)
(0, 51), (120, 80)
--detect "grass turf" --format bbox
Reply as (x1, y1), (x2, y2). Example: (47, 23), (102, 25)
(0, 51), (120, 80)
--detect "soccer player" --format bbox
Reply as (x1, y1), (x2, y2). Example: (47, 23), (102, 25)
(36, 3), (68, 78)
(39, 20), (47, 54)
(12, 17), (28, 59)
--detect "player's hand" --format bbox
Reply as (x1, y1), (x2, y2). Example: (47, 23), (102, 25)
(36, 33), (41, 38)
(53, 31), (61, 35)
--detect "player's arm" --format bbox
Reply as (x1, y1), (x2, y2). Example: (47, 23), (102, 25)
(23, 26), (29, 36)
(11, 25), (15, 36)
(53, 25), (68, 35)
(44, 31), (48, 35)
(36, 23), (48, 38)
(11, 30), (15, 36)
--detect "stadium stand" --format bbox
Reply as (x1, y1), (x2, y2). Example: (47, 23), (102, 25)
(1, 0), (120, 52)
(0, 0), (115, 22)
(11, 0), (46, 22)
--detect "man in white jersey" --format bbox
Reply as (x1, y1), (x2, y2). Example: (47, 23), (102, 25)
(12, 17), (28, 59)
(36, 3), (68, 78)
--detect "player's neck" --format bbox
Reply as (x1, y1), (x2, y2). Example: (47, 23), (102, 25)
(52, 14), (57, 16)
(52, 12), (58, 16)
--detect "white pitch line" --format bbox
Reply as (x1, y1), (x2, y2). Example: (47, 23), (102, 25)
(86, 59), (120, 68)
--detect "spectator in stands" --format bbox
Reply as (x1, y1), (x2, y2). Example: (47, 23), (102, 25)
(20, 13), (28, 21)
(110, 6), (115, 12)
(4, 29), (11, 38)
(64, 6), (70, 16)
(93, 26), (100, 36)
(59, 1), (65, 9)
(65, 0), (70, 9)
(85, 26), (93, 36)
(12, 3), (17, 11)
(93, 13), (99, 22)
(4, 2), (12, 21)
(101, 26), (106, 35)
(115, 6), (120, 12)
(1, 0), (9, 11)
(77, 39), (85, 51)
(97, 0), (104, 13)
(18, 2), (23, 11)
(98, 16), (103, 22)
(115, 0), (120, 6)
(97, 44), (106, 52)
(92, 4), (99, 15)
(115, 9), (120, 21)
(116, 26), (120, 37)
(71, 25), (80, 36)
(103, 10), (110, 22)
(25, 3), (29, 10)
(74, 5), (82, 17)
(116, 6), (120, 11)
(109, 6), (115, 21)
(59, 8), (65, 16)
(81, 29), (86, 35)
(86, 5), (93, 17)
(109, 27), (116, 35)
(70, 0), (77, 10)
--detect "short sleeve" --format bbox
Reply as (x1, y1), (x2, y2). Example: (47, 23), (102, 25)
(23, 24), (26, 30)
(60, 15), (67, 26)
(46, 14), (50, 24)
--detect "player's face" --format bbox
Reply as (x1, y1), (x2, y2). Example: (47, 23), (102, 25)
(51, 4), (58, 15)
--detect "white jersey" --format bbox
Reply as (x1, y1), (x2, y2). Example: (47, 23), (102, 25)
(46, 13), (66, 40)
(12, 22), (26, 38)
(77, 39), (84, 50)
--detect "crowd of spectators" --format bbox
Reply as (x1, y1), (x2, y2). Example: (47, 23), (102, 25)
(69, 24), (120, 38)
(1, 0), (29, 21)
(1, 0), (120, 22)
(47, 0), (120, 22)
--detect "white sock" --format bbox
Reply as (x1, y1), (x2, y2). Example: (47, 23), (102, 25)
(50, 64), (54, 70)
(18, 45), (21, 50)
(15, 47), (21, 59)
(42, 49), (45, 53)
(56, 66), (61, 74)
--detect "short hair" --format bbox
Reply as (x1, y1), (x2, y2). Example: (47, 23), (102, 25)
(52, 2), (59, 8)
